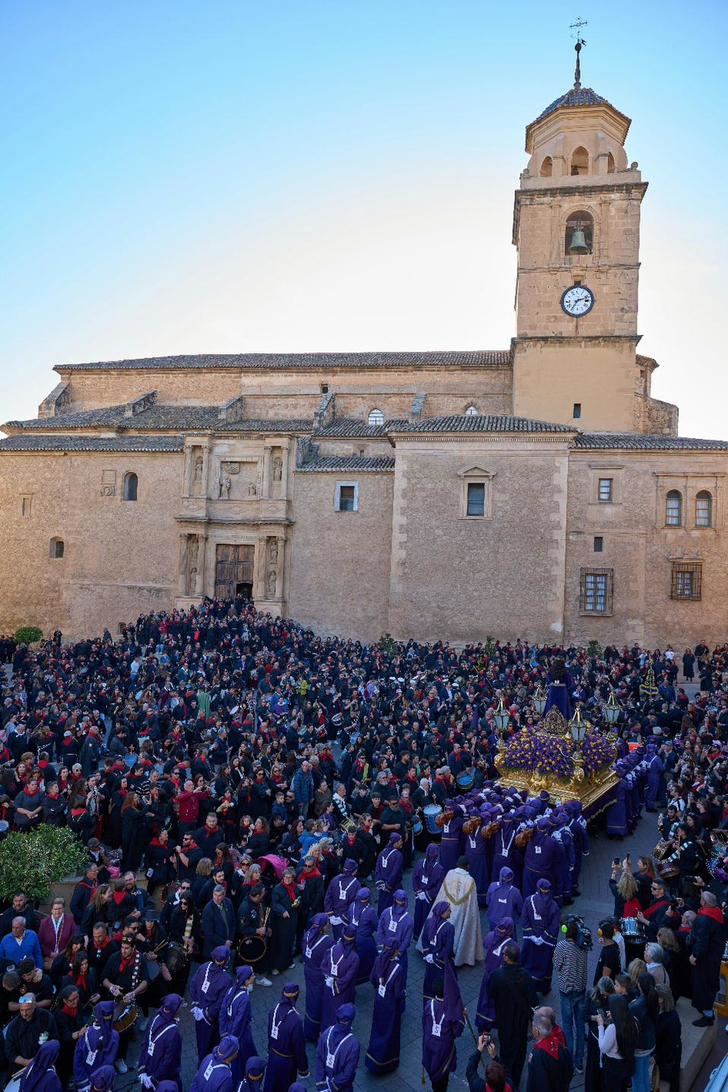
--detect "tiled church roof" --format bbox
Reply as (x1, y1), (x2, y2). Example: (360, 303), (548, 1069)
(388, 414), (575, 434)
(575, 433), (728, 451)
(3, 404), (312, 434)
(54, 350), (512, 373)
(0, 435), (184, 453)
(297, 455), (395, 473)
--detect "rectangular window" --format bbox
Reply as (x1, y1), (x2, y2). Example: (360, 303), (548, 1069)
(598, 478), (613, 503)
(20, 495), (33, 517)
(594, 536), (604, 552)
(573, 402), (582, 419)
(466, 482), (486, 517)
(670, 562), (702, 601)
(335, 483), (358, 512)
(579, 568), (613, 614)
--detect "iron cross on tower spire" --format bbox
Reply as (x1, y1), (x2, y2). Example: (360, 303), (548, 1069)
(569, 17), (588, 88)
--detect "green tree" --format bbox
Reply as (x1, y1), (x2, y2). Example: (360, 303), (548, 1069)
(0, 825), (87, 903)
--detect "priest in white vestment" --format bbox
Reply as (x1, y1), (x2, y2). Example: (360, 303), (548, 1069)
(418, 856), (483, 966)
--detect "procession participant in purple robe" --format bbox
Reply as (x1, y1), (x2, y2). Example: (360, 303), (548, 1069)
(18, 1040), (62, 1092)
(365, 945), (405, 1075)
(375, 889), (413, 977)
(189, 1035), (239, 1092)
(491, 809), (519, 883)
(189, 946), (233, 1063)
(315, 1003), (360, 1092)
(521, 879), (561, 994)
(485, 866), (523, 931)
(73, 1001), (120, 1092)
(138, 992), (183, 1090)
(262, 983), (309, 1092)
(421, 902), (455, 1002)
(302, 914), (333, 1042)
(288, 1084), (306, 1092)
(323, 859), (360, 940)
(438, 805), (465, 873)
(644, 744), (665, 811)
(320, 924), (360, 1033)
(218, 966), (257, 1078)
(523, 818), (557, 898)
(463, 812), (490, 906)
(565, 799), (589, 896)
(89, 1066), (116, 1092)
(413, 844), (445, 941)
(349, 888), (378, 986)
(374, 833), (404, 914)
(475, 917), (515, 1030)
(421, 973), (465, 1092)
(240, 1056), (265, 1092)
(607, 762), (630, 837)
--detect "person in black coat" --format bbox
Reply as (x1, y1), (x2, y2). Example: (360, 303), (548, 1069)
(655, 985), (682, 1092)
(487, 943), (537, 1089)
(200, 887), (236, 960)
(689, 892), (726, 1026)
(526, 1011), (573, 1092)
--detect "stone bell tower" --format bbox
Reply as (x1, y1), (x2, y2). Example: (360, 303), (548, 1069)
(511, 41), (665, 433)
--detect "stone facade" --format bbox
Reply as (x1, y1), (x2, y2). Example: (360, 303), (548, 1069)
(1, 77), (726, 648)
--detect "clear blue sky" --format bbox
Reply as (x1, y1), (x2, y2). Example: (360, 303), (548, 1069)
(2, 1), (726, 436)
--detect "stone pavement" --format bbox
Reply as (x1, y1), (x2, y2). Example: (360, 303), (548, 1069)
(118, 810), (661, 1092)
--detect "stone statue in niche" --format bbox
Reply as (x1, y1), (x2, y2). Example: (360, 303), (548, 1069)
(266, 568), (277, 597)
(248, 482), (257, 496)
(268, 539), (279, 566)
(192, 455), (203, 490)
(187, 536), (199, 595)
(218, 476), (232, 499)
(272, 456), (283, 482)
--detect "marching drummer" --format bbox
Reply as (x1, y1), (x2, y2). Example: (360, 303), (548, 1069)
(100, 933), (149, 1073)
(237, 885), (272, 987)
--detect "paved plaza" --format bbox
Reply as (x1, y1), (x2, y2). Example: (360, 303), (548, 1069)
(119, 811), (661, 1092)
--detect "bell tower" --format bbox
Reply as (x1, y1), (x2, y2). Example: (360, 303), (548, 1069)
(511, 39), (657, 433)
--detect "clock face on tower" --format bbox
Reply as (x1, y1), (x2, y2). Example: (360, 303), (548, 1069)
(561, 284), (595, 317)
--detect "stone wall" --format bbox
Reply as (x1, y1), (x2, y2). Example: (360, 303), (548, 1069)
(387, 436), (572, 644)
(286, 471), (394, 642)
(0, 451), (181, 638)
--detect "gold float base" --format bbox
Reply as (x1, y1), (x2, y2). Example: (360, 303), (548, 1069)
(497, 767), (620, 817)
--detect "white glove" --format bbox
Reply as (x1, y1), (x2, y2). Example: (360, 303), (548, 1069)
(325, 976), (334, 989)
(416, 892), (427, 901)
(191, 1005), (204, 1021)
(139, 1074), (153, 1089)
(424, 954), (434, 964)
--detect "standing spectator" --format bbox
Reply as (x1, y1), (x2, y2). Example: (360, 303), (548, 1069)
(629, 972), (658, 1092)
(5, 994), (58, 1072)
(526, 1010), (573, 1092)
(38, 899), (77, 969)
(201, 886), (236, 961)
(292, 762), (314, 818)
(0, 917), (43, 970)
(553, 919), (588, 1074)
(487, 943), (537, 1089)
(655, 985), (682, 1092)
(688, 891), (726, 1027)
(596, 994), (636, 1092)
(593, 920), (621, 984)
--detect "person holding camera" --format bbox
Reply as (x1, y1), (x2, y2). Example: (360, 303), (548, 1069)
(466, 1033), (513, 1092)
(553, 919), (588, 1074)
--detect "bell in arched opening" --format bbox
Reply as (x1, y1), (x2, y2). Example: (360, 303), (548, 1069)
(568, 228), (589, 254)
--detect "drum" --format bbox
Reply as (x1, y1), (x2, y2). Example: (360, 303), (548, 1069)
(456, 772), (475, 791)
(621, 917), (639, 937)
(237, 934), (268, 965)
(424, 804), (443, 835)
(113, 1001), (140, 1033)
(164, 942), (188, 977)
(146, 959), (160, 981)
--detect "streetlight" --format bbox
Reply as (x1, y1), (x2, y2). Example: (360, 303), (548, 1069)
(569, 703), (588, 745)
(603, 689), (622, 726)
(493, 695), (510, 732)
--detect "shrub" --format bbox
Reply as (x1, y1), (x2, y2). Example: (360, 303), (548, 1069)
(0, 825), (88, 904)
(14, 625), (43, 646)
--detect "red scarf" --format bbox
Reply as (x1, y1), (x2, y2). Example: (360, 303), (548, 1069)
(699, 905), (724, 925)
(74, 973), (88, 991)
(300, 866), (321, 882)
(62, 1002), (79, 1018)
(282, 881), (297, 903)
(534, 1029), (564, 1060)
(119, 952), (136, 974)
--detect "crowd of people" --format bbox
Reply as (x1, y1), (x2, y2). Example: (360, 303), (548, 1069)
(0, 599), (726, 1092)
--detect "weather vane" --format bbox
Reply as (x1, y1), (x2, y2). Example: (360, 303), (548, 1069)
(570, 17), (588, 89)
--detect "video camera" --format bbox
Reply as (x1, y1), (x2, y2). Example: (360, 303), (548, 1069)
(561, 913), (593, 951)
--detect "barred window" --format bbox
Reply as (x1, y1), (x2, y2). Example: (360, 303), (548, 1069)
(695, 491), (712, 528)
(579, 568), (613, 615)
(665, 489), (682, 526)
(670, 562), (702, 601)
(598, 478), (613, 503)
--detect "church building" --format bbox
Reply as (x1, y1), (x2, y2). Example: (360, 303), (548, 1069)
(2, 67), (727, 648)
